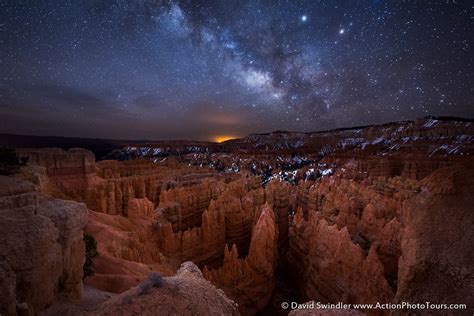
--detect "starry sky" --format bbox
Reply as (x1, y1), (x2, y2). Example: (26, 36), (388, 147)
(1, 0), (472, 141)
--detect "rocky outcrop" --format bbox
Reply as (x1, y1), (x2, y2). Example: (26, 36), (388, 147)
(85, 198), (162, 264)
(157, 179), (222, 232)
(265, 181), (291, 251)
(90, 262), (239, 316)
(6, 117), (472, 315)
(155, 177), (270, 268)
(88, 159), (231, 217)
(287, 164), (474, 314)
(85, 174), (162, 216)
(219, 178), (266, 256)
(82, 175), (279, 299)
(291, 211), (394, 305)
(0, 175), (88, 315)
(84, 197), (175, 293)
(395, 166), (474, 312)
(19, 149), (222, 217)
(204, 204), (278, 314)
(17, 148), (100, 199)
(156, 199), (227, 269)
(86, 161), (231, 217)
(287, 175), (417, 307)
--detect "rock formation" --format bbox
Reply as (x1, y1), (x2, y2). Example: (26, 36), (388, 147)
(157, 178), (223, 232)
(155, 177), (270, 268)
(290, 210), (394, 305)
(1, 117), (472, 315)
(0, 175), (88, 315)
(84, 197), (175, 293)
(286, 165), (474, 314)
(204, 204), (279, 314)
(17, 148), (99, 199)
(89, 262), (239, 316)
(156, 198), (227, 269)
(395, 166), (474, 309)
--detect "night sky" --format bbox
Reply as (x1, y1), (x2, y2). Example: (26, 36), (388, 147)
(1, 1), (472, 141)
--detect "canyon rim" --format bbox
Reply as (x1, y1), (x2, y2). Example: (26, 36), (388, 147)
(1, 117), (473, 315)
(1, 1), (473, 315)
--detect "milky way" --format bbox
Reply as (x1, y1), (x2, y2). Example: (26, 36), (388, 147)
(1, 0), (472, 140)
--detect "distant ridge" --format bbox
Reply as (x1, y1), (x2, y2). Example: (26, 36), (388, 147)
(0, 134), (128, 158)
(247, 115), (474, 137)
(1, 116), (473, 151)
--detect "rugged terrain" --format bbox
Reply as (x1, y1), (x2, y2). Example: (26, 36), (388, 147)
(0, 116), (473, 315)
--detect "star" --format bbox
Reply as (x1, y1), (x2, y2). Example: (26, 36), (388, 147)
(0, 1), (471, 140)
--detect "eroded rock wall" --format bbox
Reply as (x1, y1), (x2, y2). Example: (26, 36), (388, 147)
(288, 175), (414, 305)
(287, 164), (474, 314)
(395, 166), (474, 309)
(11, 118), (473, 315)
(204, 204), (279, 314)
(0, 176), (88, 315)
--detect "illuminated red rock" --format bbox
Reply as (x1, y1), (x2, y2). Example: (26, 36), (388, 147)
(156, 198), (226, 268)
(4, 117), (473, 314)
(204, 203), (278, 314)
(17, 147), (101, 199)
(84, 198), (175, 293)
(155, 176), (272, 269)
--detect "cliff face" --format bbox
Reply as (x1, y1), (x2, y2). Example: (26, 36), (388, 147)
(290, 211), (394, 305)
(84, 197), (175, 293)
(5, 117), (472, 315)
(84, 160), (224, 217)
(288, 176), (404, 306)
(17, 148), (99, 199)
(157, 179), (223, 232)
(396, 166), (474, 308)
(81, 169), (285, 305)
(18, 149), (222, 217)
(156, 198), (227, 269)
(149, 177), (286, 314)
(286, 165), (474, 314)
(0, 176), (88, 316)
(155, 177), (270, 268)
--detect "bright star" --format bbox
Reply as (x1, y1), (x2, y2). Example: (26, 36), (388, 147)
(301, 15), (307, 22)
(339, 28), (345, 34)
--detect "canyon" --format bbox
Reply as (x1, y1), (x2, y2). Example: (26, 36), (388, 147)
(0, 116), (473, 315)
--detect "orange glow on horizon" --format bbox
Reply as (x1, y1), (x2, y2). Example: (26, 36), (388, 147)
(213, 135), (238, 143)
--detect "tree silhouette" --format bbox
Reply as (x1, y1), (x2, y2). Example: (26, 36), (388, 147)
(0, 147), (27, 176)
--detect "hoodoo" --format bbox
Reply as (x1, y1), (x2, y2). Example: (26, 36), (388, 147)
(2, 0), (472, 313)
(0, 117), (472, 315)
